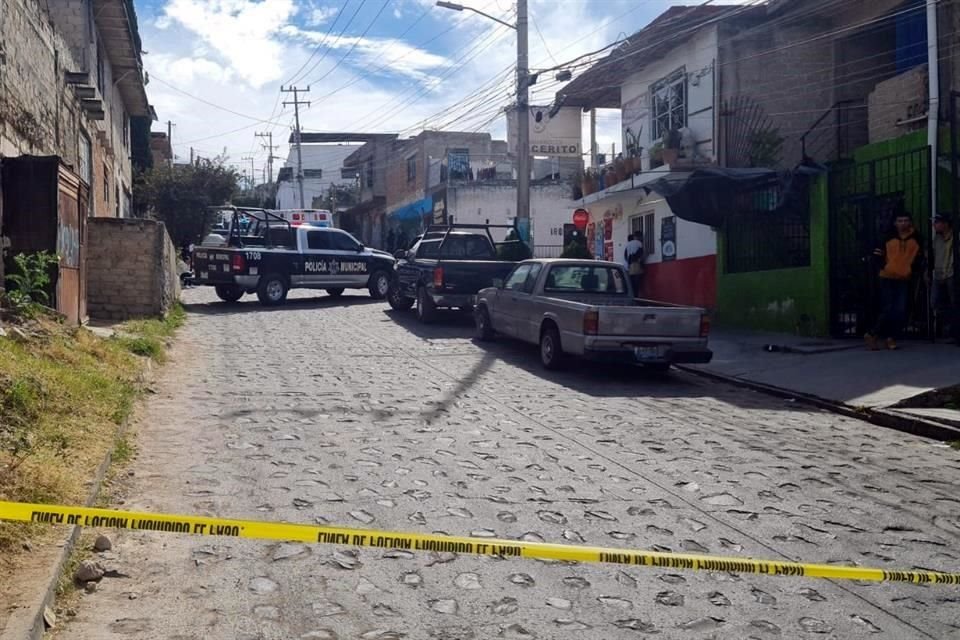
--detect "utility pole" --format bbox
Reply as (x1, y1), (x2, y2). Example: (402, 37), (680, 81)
(255, 131), (278, 185)
(190, 147), (194, 165)
(434, 1), (527, 239)
(166, 120), (174, 167)
(515, 0), (530, 243)
(282, 86), (311, 209)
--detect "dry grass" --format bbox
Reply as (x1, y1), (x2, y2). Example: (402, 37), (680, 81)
(0, 306), (183, 550)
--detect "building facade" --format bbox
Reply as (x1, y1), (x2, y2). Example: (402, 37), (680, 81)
(561, 6), (727, 308)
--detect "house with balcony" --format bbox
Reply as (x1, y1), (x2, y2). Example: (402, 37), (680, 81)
(559, 5), (742, 309)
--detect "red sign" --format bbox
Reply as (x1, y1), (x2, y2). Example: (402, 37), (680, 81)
(572, 208), (589, 230)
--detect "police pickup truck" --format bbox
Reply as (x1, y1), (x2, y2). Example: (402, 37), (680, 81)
(192, 208), (395, 306)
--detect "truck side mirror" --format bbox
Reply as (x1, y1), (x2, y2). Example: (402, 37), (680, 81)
(394, 250), (407, 260)
(492, 278), (504, 289)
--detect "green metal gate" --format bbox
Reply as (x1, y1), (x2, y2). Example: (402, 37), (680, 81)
(828, 147), (931, 338)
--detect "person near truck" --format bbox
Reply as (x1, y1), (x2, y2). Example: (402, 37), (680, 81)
(623, 233), (644, 297)
(865, 213), (922, 351)
(931, 213), (958, 344)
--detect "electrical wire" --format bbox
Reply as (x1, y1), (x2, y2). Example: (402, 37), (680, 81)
(290, 0), (368, 86)
(303, 0), (392, 87)
(283, 0), (351, 86)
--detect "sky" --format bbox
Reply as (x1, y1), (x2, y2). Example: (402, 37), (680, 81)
(134, 0), (701, 180)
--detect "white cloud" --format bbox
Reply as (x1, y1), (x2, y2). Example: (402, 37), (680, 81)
(141, 0), (675, 168)
(306, 4), (339, 27)
(160, 0), (298, 87)
(281, 25), (450, 82)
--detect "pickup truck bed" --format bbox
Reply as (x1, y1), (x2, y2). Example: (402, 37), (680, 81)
(388, 226), (523, 323)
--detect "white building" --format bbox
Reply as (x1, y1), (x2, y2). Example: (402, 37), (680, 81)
(559, 5), (724, 308)
(276, 142), (363, 210)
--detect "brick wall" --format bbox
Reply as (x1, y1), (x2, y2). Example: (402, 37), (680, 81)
(86, 218), (181, 319)
(385, 132), (502, 211)
(868, 66), (928, 144)
(47, 0), (134, 217)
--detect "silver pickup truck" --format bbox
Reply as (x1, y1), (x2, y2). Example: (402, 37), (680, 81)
(474, 259), (712, 371)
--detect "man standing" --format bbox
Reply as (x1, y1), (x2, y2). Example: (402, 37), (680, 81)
(932, 214), (957, 343)
(623, 233), (644, 297)
(865, 213), (922, 350)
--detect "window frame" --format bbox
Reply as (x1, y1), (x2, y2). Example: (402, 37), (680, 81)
(306, 230), (331, 250)
(650, 67), (687, 142)
(504, 264), (533, 291)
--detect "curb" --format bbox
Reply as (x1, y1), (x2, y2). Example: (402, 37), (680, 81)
(677, 365), (960, 442)
(0, 416), (132, 640)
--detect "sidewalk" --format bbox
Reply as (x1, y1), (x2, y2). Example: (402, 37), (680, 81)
(686, 329), (960, 436)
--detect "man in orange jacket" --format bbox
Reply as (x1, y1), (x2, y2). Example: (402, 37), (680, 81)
(865, 213), (922, 350)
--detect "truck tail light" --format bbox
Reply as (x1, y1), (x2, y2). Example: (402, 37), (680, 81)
(583, 309), (599, 335)
(699, 314), (711, 337)
(433, 267), (444, 289)
(231, 253), (246, 273)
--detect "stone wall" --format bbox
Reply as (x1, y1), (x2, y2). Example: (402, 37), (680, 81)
(86, 218), (180, 320)
(0, 0), (84, 165)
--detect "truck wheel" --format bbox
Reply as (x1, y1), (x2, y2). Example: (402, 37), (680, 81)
(326, 288), (345, 298)
(215, 284), (244, 303)
(416, 287), (437, 324)
(388, 279), (414, 311)
(257, 274), (288, 306)
(368, 270), (391, 299)
(475, 306), (495, 341)
(540, 325), (565, 370)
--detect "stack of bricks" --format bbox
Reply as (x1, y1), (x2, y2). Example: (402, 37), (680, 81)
(86, 218), (180, 320)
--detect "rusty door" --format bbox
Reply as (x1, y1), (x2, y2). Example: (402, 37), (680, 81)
(56, 164), (82, 325)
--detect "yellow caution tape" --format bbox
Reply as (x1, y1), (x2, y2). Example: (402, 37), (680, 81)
(2, 500), (957, 585)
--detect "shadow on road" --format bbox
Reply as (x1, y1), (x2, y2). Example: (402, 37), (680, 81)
(184, 294), (384, 316)
(381, 305), (823, 411)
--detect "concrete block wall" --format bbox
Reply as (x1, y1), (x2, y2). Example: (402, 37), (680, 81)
(868, 66), (928, 144)
(86, 218), (181, 320)
(0, 0), (83, 166)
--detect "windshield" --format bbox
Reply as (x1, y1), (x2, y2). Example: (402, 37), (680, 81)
(544, 264), (628, 295)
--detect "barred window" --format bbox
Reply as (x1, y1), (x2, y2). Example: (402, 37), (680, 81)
(725, 184), (811, 273)
(651, 68), (686, 142)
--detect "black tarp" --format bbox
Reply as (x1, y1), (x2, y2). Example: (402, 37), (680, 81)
(644, 165), (824, 227)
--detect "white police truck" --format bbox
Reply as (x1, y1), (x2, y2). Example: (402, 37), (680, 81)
(192, 208), (394, 306)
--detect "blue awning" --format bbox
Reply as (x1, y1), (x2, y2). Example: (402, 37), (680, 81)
(389, 196), (432, 221)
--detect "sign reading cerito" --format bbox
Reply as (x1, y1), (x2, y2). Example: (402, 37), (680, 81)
(304, 259), (368, 275)
(508, 106), (583, 158)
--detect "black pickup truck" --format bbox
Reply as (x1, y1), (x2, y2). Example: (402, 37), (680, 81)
(192, 207), (395, 306)
(387, 224), (526, 323)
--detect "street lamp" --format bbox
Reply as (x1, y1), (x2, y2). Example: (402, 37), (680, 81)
(436, 0), (531, 244)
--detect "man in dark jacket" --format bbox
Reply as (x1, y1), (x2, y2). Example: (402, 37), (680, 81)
(865, 213), (922, 351)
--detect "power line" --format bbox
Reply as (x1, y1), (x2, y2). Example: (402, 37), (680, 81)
(282, 86), (311, 208)
(284, 0), (351, 86)
(291, 0), (369, 86)
(303, 0), (391, 87)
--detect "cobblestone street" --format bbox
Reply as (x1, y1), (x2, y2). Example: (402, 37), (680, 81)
(64, 289), (960, 640)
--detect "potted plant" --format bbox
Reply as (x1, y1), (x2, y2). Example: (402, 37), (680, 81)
(613, 154), (626, 184)
(582, 169), (596, 196)
(662, 129), (681, 166)
(649, 142), (664, 169)
(624, 126), (643, 174)
(572, 168), (584, 200)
